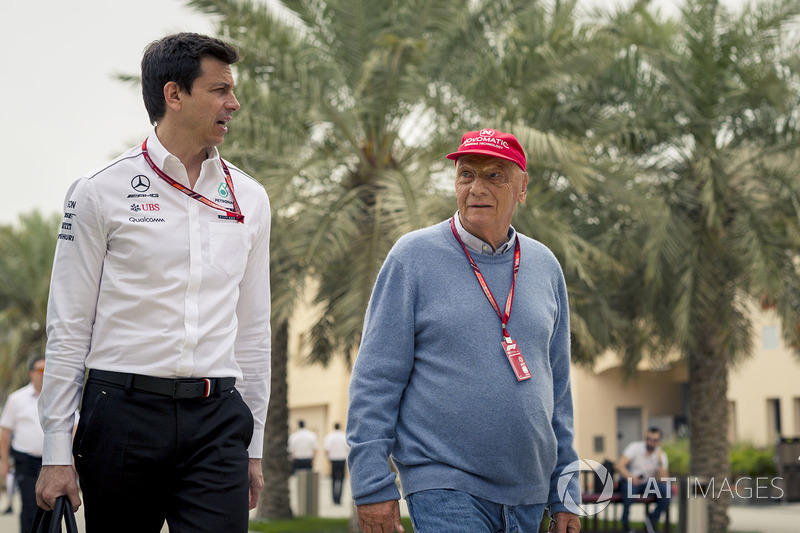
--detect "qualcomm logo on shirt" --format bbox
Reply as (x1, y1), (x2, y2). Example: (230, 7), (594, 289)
(557, 459), (614, 516)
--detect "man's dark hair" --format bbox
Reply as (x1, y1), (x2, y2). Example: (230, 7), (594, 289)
(26, 353), (45, 372)
(647, 427), (663, 438)
(298, 420), (305, 428)
(141, 32), (239, 124)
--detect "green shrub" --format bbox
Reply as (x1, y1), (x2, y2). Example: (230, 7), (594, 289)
(730, 442), (776, 477)
(660, 439), (776, 478)
(661, 438), (689, 475)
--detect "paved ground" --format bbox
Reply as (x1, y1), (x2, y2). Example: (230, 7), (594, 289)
(727, 501), (800, 533)
(0, 476), (796, 532)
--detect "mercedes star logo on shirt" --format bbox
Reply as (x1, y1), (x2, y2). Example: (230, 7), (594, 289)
(131, 175), (151, 192)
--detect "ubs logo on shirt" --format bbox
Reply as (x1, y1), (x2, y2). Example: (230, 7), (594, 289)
(130, 203), (160, 212)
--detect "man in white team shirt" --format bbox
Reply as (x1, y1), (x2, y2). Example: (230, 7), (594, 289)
(324, 423), (349, 504)
(288, 420), (318, 474)
(1, 355), (46, 533)
(616, 427), (670, 533)
(35, 33), (271, 533)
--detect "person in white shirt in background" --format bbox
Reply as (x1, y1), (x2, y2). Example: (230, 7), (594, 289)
(35, 32), (271, 533)
(1, 355), (45, 533)
(616, 427), (671, 533)
(324, 423), (350, 504)
(288, 420), (318, 474)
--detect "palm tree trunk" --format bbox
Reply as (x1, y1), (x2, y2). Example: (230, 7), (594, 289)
(688, 330), (730, 533)
(257, 318), (293, 519)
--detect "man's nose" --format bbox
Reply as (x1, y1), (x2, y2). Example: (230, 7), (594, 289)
(228, 93), (241, 112)
(470, 176), (489, 195)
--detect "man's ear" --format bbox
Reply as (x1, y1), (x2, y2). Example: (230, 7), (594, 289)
(163, 81), (183, 112)
(518, 171), (529, 203)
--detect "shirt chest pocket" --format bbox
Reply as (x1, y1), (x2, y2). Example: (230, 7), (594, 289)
(209, 223), (249, 278)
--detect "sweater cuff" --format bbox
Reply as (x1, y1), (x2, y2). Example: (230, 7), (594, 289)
(248, 428), (264, 458)
(42, 433), (74, 465)
(547, 502), (572, 516)
(353, 478), (402, 506)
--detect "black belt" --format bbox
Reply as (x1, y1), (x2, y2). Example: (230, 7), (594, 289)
(88, 369), (235, 399)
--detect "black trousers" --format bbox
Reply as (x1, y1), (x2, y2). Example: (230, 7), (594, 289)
(11, 449), (41, 533)
(291, 458), (313, 474)
(73, 379), (253, 533)
(330, 460), (346, 504)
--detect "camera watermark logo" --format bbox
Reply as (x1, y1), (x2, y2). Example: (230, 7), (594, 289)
(557, 457), (787, 516)
(558, 459), (614, 516)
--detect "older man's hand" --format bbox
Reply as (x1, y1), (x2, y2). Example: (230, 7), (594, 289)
(356, 500), (405, 533)
(549, 511), (581, 533)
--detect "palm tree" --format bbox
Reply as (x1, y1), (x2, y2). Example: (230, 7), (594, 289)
(189, 1), (460, 519)
(0, 213), (59, 398)
(427, 0), (647, 363)
(189, 0), (637, 522)
(587, 0), (800, 530)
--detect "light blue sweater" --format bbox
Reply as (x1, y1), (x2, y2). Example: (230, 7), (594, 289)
(347, 220), (581, 513)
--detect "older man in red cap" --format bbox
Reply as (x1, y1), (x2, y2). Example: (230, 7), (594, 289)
(347, 128), (582, 533)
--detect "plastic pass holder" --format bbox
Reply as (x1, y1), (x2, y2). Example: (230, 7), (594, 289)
(503, 337), (531, 381)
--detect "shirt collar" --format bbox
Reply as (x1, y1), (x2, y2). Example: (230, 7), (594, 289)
(453, 211), (517, 255)
(145, 127), (222, 187)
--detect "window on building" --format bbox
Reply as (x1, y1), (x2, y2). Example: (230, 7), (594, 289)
(762, 325), (779, 350)
(594, 435), (604, 453)
(794, 398), (800, 436)
(728, 401), (737, 443)
(767, 398), (782, 443)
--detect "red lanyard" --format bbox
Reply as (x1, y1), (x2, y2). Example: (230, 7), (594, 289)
(141, 138), (244, 223)
(450, 217), (520, 341)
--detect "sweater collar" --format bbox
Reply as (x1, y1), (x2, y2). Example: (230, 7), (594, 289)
(453, 211), (517, 256)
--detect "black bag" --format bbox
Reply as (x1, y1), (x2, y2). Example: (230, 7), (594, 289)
(30, 496), (79, 533)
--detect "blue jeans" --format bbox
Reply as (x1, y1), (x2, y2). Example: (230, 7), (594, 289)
(406, 489), (546, 533)
(620, 479), (670, 529)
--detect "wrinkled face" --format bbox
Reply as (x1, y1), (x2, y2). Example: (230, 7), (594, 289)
(455, 154), (528, 248)
(176, 57), (240, 149)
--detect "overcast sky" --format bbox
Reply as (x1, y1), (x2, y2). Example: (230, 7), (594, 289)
(0, 0), (746, 225)
(0, 0), (214, 224)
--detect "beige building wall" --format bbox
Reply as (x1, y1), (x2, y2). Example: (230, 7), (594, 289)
(287, 353), (351, 476)
(572, 357), (685, 463)
(285, 286), (352, 476)
(728, 308), (800, 446)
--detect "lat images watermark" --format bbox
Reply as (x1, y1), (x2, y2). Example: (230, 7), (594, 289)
(558, 459), (786, 517)
(557, 459), (615, 515)
(684, 476), (784, 501)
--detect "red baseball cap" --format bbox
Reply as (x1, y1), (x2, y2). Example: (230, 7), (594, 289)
(446, 128), (526, 171)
